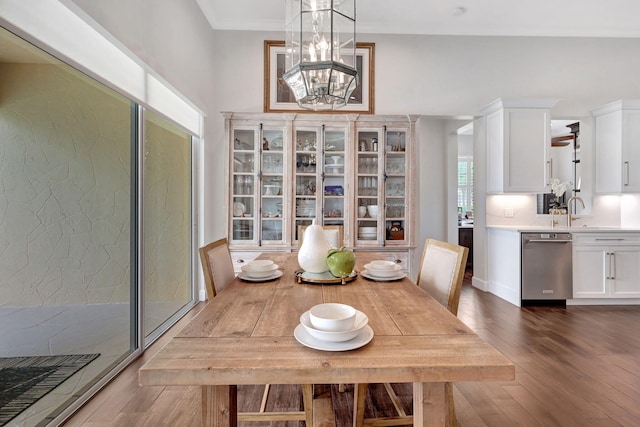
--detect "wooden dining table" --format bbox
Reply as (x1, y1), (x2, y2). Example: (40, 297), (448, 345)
(139, 252), (514, 427)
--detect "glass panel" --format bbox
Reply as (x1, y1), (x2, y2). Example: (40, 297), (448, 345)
(323, 130), (346, 228)
(384, 131), (407, 242)
(230, 128), (257, 244)
(294, 129), (319, 243)
(356, 131), (381, 242)
(0, 28), (133, 425)
(260, 129), (285, 243)
(143, 110), (193, 340)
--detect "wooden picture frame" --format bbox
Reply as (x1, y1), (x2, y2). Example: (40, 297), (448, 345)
(264, 40), (375, 114)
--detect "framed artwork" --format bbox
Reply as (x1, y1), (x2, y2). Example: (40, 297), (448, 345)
(264, 40), (375, 114)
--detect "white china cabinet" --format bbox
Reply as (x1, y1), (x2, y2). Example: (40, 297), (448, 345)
(592, 100), (640, 194)
(572, 232), (640, 300)
(224, 113), (417, 274)
(482, 98), (558, 194)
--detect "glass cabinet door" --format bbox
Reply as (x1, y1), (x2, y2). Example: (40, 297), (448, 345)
(384, 130), (408, 245)
(231, 128), (257, 243)
(260, 128), (285, 243)
(322, 128), (347, 244)
(293, 129), (320, 242)
(356, 130), (382, 244)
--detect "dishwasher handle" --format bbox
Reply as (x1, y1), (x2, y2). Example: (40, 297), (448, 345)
(525, 239), (573, 243)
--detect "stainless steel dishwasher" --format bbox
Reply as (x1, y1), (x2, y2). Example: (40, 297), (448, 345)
(521, 232), (573, 301)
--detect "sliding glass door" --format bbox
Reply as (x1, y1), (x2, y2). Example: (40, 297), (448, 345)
(0, 27), (197, 426)
(142, 110), (194, 343)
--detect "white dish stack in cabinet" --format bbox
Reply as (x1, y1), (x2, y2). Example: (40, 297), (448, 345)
(592, 100), (640, 193)
(482, 98), (558, 193)
(223, 112), (417, 275)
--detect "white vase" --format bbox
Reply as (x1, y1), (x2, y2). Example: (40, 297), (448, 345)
(298, 219), (330, 273)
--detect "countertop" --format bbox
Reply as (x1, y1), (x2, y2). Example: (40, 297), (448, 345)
(487, 225), (640, 233)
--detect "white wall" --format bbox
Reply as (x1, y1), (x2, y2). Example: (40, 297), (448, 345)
(8, 2), (640, 283)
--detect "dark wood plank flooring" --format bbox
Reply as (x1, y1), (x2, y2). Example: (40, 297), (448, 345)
(64, 270), (640, 426)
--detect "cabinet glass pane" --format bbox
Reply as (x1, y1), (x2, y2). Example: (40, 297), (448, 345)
(323, 130), (346, 228)
(294, 129), (319, 242)
(356, 131), (382, 242)
(234, 130), (255, 150)
(384, 130), (407, 242)
(260, 129), (285, 243)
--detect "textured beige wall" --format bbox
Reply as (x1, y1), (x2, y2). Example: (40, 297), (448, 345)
(0, 63), (131, 305)
(143, 114), (191, 304)
(1, 63), (192, 307)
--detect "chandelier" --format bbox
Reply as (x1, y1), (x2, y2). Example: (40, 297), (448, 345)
(283, 0), (358, 111)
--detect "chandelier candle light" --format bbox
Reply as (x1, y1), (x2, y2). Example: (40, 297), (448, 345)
(283, 0), (358, 110)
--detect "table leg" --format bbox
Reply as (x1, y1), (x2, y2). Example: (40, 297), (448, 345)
(413, 382), (451, 427)
(202, 385), (237, 427)
(352, 383), (367, 427)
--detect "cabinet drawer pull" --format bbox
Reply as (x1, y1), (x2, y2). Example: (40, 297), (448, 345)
(595, 238), (625, 241)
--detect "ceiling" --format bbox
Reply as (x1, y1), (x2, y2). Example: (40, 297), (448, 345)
(195, 0), (640, 38)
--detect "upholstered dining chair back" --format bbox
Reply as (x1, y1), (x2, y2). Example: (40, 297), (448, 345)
(297, 224), (344, 249)
(353, 238), (470, 427)
(198, 238), (313, 423)
(416, 238), (469, 315)
(199, 238), (235, 300)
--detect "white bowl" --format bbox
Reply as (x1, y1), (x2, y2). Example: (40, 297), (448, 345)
(243, 260), (275, 272)
(364, 263), (403, 278)
(241, 263), (279, 278)
(300, 310), (368, 342)
(367, 260), (397, 271)
(309, 303), (357, 332)
(367, 205), (379, 216)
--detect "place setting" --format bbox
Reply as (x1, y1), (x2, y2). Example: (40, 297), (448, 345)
(294, 303), (373, 351)
(361, 260), (406, 281)
(238, 259), (283, 282)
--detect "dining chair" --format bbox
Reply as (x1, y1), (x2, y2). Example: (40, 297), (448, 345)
(199, 238), (313, 424)
(353, 238), (469, 427)
(199, 237), (235, 299)
(298, 224), (344, 249)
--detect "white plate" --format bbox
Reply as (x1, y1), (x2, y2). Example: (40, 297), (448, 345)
(300, 310), (369, 342)
(294, 324), (374, 351)
(361, 269), (406, 282)
(238, 270), (283, 282)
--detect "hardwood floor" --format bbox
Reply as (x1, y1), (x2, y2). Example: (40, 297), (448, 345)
(64, 272), (640, 426)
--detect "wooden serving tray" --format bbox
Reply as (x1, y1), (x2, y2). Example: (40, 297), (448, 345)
(294, 269), (357, 285)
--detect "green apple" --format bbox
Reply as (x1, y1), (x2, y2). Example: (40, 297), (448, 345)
(326, 247), (356, 278)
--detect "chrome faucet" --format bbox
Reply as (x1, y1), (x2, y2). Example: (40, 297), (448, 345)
(566, 196), (585, 227)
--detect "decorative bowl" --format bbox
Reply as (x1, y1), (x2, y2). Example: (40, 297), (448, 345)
(309, 303), (357, 332)
(241, 262), (279, 278)
(243, 260), (275, 272)
(364, 263), (403, 278)
(367, 260), (397, 271)
(300, 310), (368, 342)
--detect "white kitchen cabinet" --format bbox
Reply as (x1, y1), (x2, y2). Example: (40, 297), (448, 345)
(572, 233), (640, 299)
(223, 112), (417, 270)
(593, 100), (640, 193)
(482, 99), (557, 193)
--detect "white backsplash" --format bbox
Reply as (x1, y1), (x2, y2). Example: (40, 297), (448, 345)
(486, 194), (624, 228)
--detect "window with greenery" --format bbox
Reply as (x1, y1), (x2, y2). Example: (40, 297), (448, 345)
(457, 157), (473, 217)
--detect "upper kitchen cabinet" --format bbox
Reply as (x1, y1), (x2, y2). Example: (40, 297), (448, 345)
(482, 99), (558, 193)
(223, 113), (417, 254)
(592, 100), (640, 194)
